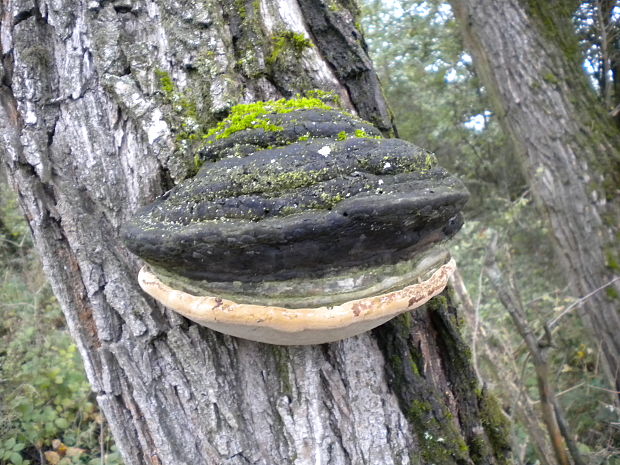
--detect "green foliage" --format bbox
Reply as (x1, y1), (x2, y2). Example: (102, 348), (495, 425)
(450, 195), (620, 461)
(0, 182), (123, 465)
(574, 1), (620, 108)
(0, 438), (27, 465)
(362, 0), (521, 213)
(449, 188), (620, 460)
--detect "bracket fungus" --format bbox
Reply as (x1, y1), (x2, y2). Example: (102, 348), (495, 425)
(122, 98), (469, 345)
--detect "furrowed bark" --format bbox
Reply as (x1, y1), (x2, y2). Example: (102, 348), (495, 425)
(0, 1), (507, 463)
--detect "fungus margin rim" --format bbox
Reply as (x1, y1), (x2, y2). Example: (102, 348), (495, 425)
(137, 258), (456, 343)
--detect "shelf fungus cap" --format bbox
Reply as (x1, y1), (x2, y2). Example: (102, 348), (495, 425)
(122, 101), (469, 345)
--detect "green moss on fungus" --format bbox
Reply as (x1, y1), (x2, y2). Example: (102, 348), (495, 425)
(336, 129), (382, 141)
(354, 128), (381, 139)
(234, 168), (331, 197)
(153, 81), (346, 175)
(204, 96), (333, 141)
(318, 192), (345, 208)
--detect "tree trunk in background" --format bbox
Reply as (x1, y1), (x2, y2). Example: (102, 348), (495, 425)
(450, 0), (620, 395)
(0, 1), (508, 464)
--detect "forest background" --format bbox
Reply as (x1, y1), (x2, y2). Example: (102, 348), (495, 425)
(0, 0), (618, 464)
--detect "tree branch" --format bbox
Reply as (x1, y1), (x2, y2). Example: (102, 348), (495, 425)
(484, 233), (576, 465)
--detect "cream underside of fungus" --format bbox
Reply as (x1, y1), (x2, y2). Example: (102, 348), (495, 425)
(138, 258), (456, 345)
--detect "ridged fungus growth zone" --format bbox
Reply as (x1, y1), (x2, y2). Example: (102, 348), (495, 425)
(122, 97), (469, 344)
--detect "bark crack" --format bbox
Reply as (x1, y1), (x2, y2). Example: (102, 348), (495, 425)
(13, 7), (35, 26)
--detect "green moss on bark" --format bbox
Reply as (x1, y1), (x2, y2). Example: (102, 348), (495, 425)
(477, 387), (512, 464)
(525, 0), (582, 65)
(373, 306), (480, 464)
(374, 294), (515, 463)
(154, 69), (210, 176)
(271, 346), (293, 395)
(268, 31), (314, 65)
(406, 398), (471, 464)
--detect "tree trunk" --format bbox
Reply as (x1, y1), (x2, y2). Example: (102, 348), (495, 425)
(0, 1), (508, 464)
(449, 0), (620, 395)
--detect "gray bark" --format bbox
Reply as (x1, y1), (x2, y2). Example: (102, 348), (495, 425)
(0, 1), (508, 464)
(450, 0), (620, 395)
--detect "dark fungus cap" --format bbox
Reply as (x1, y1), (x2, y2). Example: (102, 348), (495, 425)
(121, 108), (469, 283)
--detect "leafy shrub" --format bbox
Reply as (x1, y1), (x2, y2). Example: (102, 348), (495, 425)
(0, 181), (123, 465)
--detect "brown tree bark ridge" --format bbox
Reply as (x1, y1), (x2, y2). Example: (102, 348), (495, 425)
(0, 1), (508, 464)
(450, 0), (620, 395)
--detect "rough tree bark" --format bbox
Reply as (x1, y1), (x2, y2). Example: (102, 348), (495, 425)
(449, 0), (620, 395)
(0, 1), (509, 464)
